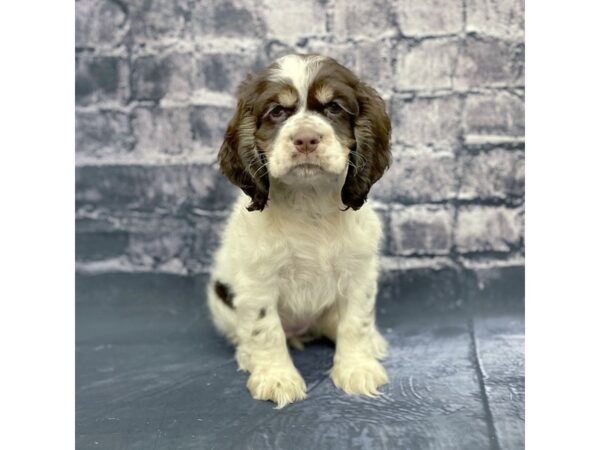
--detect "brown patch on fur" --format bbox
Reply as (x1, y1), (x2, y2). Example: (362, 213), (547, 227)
(218, 64), (300, 211)
(218, 100), (269, 211)
(214, 280), (234, 309)
(251, 329), (262, 337)
(341, 80), (391, 210)
(308, 62), (360, 114)
(254, 83), (298, 156)
(258, 308), (267, 319)
(308, 58), (391, 210)
(306, 64), (356, 159)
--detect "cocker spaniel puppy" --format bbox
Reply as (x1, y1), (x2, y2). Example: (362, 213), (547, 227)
(207, 54), (392, 408)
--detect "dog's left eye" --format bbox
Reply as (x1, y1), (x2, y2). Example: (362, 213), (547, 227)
(324, 102), (342, 115)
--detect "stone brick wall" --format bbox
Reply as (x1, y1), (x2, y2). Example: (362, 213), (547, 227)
(76, 0), (524, 282)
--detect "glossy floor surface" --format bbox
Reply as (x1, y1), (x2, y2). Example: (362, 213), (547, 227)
(76, 272), (524, 450)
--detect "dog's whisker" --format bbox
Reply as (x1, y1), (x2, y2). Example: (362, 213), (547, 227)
(347, 157), (365, 172)
(347, 161), (359, 171)
(352, 153), (367, 167)
(349, 150), (367, 171)
(250, 161), (270, 179)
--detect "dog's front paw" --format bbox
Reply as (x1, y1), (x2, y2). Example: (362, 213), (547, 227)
(247, 365), (307, 408)
(330, 356), (389, 397)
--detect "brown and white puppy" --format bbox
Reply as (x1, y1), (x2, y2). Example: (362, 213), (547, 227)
(207, 54), (392, 408)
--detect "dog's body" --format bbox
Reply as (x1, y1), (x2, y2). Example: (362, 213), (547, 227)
(207, 54), (392, 407)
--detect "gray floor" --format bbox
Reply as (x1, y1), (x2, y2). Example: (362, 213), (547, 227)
(76, 272), (524, 450)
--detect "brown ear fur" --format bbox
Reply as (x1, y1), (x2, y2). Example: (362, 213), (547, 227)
(218, 81), (269, 212)
(341, 82), (392, 210)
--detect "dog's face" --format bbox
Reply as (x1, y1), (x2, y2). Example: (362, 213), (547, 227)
(218, 54), (391, 211)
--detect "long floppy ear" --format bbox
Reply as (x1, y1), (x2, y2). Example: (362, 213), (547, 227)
(341, 82), (392, 210)
(218, 95), (270, 212)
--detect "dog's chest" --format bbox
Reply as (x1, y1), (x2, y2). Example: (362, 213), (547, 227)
(275, 226), (353, 324)
(250, 206), (380, 333)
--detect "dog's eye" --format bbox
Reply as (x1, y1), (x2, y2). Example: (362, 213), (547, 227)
(269, 105), (288, 122)
(324, 102), (342, 115)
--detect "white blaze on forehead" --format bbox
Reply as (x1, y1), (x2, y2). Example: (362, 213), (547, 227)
(269, 54), (326, 107)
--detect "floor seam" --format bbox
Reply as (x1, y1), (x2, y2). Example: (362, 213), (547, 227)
(468, 317), (502, 450)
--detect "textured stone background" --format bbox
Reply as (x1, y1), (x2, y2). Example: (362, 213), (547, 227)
(75, 0), (524, 284)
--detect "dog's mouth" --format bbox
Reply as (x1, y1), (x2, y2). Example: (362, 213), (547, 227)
(288, 162), (325, 177)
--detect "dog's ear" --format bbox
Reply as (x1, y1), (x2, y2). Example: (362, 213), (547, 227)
(341, 82), (392, 210)
(218, 81), (270, 212)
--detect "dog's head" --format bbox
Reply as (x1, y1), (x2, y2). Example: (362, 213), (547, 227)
(218, 54), (392, 211)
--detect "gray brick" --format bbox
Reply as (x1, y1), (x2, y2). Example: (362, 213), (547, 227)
(190, 105), (234, 151)
(371, 150), (458, 203)
(75, 210), (228, 271)
(76, 110), (135, 158)
(76, 232), (129, 262)
(396, 38), (461, 91)
(353, 40), (395, 89)
(390, 205), (454, 255)
(76, 54), (129, 105)
(461, 262), (524, 309)
(455, 206), (523, 253)
(192, 0), (265, 38)
(397, 0), (463, 37)
(459, 149), (524, 201)
(331, 0), (399, 39)
(76, 0), (128, 48)
(132, 106), (193, 156)
(196, 51), (263, 93)
(464, 92), (524, 138)
(123, 214), (227, 271)
(76, 164), (237, 213)
(187, 216), (229, 270)
(126, 232), (188, 268)
(131, 55), (169, 102)
(129, 0), (192, 43)
(392, 95), (463, 150)
(466, 0), (525, 40)
(300, 41), (357, 77)
(77, 211), (195, 234)
(454, 36), (524, 90)
(131, 53), (195, 102)
(262, 0), (327, 41)
(378, 262), (464, 310)
(303, 39), (395, 89)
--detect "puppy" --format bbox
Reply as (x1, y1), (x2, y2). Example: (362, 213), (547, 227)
(207, 54), (392, 408)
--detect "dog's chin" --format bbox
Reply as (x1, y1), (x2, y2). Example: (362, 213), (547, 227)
(277, 162), (340, 186)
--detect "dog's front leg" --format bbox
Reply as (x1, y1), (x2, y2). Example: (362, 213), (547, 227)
(235, 296), (306, 408)
(330, 276), (389, 396)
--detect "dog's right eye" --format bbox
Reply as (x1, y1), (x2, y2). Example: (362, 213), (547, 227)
(269, 105), (288, 122)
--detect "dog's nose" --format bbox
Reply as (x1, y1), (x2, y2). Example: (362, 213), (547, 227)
(293, 129), (320, 154)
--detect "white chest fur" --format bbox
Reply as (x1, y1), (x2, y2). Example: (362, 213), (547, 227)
(213, 192), (382, 335)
